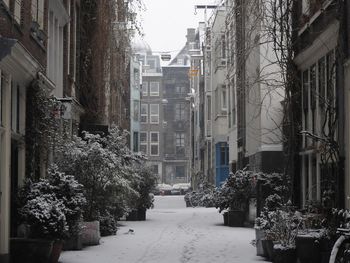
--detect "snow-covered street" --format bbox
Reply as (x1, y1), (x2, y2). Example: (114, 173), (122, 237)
(60, 196), (267, 263)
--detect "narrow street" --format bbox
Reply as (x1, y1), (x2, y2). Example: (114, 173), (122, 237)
(60, 196), (267, 263)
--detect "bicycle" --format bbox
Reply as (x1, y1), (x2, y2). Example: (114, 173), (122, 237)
(329, 228), (350, 263)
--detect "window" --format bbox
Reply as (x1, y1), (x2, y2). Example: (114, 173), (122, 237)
(222, 86), (227, 110)
(142, 82), (148, 96)
(133, 132), (139, 152)
(175, 104), (185, 121)
(177, 58), (184, 65)
(147, 59), (155, 69)
(175, 166), (185, 178)
(14, 0), (22, 24)
(150, 82), (159, 96)
(221, 34), (226, 59)
(175, 86), (186, 94)
(150, 104), (159, 124)
(207, 96), (211, 120)
(32, 0), (45, 29)
(133, 100), (139, 121)
(150, 132), (159, 156)
(302, 0), (310, 15)
(152, 164), (159, 175)
(175, 133), (185, 154)
(140, 132), (147, 155)
(141, 104), (148, 123)
(220, 143), (229, 165)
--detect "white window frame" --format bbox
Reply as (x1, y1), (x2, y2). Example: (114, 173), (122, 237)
(142, 82), (148, 96)
(175, 133), (185, 146)
(175, 103), (185, 121)
(32, 0), (45, 29)
(14, 0), (22, 24)
(221, 85), (227, 111)
(140, 132), (148, 155)
(150, 104), (159, 124)
(302, 0), (310, 15)
(149, 82), (159, 96)
(150, 131), (159, 156)
(141, 103), (148, 123)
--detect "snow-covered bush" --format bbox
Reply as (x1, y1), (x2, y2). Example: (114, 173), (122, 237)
(18, 169), (85, 239)
(47, 166), (86, 236)
(264, 207), (303, 248)
(184, 183), (216, 207)
(54, 127), (145, 234)
(215, 170), (254, 213)
(99, 211), (118, 236)
(132, 167), (157, 210)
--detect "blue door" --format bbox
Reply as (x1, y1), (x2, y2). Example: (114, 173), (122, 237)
(215, 142), (229, 187)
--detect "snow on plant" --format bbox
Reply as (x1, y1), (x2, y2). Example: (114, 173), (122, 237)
(264, 208), (303, 248)
(53, 127), (146, 233)
(215, 169), (254, 213)
(19, 191), (68, 239)
(18, 169), (86, 239)
(185, 182), (216, 208)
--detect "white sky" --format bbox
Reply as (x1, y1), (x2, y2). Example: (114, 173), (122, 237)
(140, 0), (219, 54)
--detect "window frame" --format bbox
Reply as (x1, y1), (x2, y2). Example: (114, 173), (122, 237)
(32, 0), (45, 29)
(141, 103), (148, 123)
(150, 131), (159, 156)
(14, 0), (22, 24)
(149, 82), (159, 96)
(150, 104), (159, 124)
(142, 82), (148, 96)
(140, 132), (148, 155)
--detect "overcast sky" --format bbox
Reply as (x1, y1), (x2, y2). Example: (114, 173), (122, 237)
(140, 0), (219, 54)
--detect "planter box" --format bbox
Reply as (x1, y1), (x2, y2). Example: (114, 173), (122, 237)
(50, 240), (64, 263)
(255, 228), (266, 257)
(227, 210), (245, 227)
(137, 208), (146, 221)
(10, 238), (53, 263)
(126, 209), (147, 221)
(261, 239), (274, 261)
(319, 237), (336, 263)
(63, 234), (83, 251)
(296, 234), (321, 263)
(273, 246), (296, 263)
(223, 212), (228, 226)
(81, 221), (101, 246)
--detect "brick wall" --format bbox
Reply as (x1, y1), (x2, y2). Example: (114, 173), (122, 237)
(0, 0), (48, 68)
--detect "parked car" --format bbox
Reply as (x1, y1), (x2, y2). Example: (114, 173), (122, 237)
(171, 183), (191, 195)
(155, 183), (172, 195)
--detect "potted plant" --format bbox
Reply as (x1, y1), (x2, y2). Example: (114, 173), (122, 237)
(215, 170), (253, 227)
(13, 168), (86, 263)
(266, 205), (302, 263)
(127, 167), (157, 221)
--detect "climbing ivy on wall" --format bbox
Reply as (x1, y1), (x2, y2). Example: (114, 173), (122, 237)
(26, 80), (61, 180)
